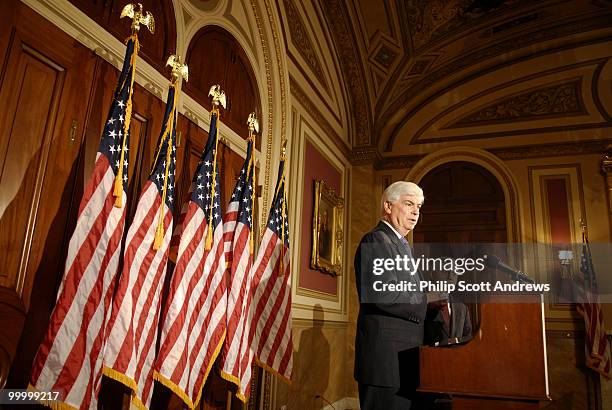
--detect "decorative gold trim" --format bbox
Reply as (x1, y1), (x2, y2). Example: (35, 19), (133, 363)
(292, 317), (349, 328)
(311, 180), (344, 276)
(382, 19), (612, 150)
(446, 77), (586, 129)
(27, 384), (77, 410)
(374, 140), (612, 170)
(102, 365), (138, 392)
(252, 0), (272, 230)
(295, 286), (338, 301)
(289, 76), (349, 156)
(292, 301), (343, 316)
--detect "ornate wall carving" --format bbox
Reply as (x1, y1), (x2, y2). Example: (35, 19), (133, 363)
(348, 144), (380, 165)
(382, 12), (612, 150)
(374, 140), (612, 170)
(450, 79), (585, 127)
(319, 0), (371, 146)
(283, 0), (327, 86)
(289, 76), (349, 156)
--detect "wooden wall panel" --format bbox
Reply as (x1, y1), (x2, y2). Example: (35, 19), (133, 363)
(2, 3), (260, 406)
(1, 0), (98, 387)
(415, 161), (507, 243)
(0, 45), (62, 292)
(184, 26), (262, 146)
(68, 0), (176, 74)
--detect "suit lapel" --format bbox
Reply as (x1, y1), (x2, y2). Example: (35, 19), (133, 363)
(376, 221), (422, 283)
(376, 221), (408, 255)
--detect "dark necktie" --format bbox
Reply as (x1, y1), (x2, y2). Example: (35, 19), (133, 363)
(400, 236), (421, 281)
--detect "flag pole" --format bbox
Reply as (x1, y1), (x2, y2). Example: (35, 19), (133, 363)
(279, 139), (287, 275)
(153, 55), (188, 249)
(247, 112), (259, 255)
(580, 218), (588, 243)
(205, 85), (226, 250)
(113, 3), (155, 207)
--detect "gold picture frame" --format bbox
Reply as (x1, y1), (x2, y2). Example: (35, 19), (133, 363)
(311, 180), (344, 276)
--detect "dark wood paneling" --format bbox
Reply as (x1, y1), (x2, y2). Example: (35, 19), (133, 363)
(68, 0), (176, 75)
(420, 298), (548, 401)
(415, 161), (507, 243)
(184, 26), (262, 147)
(1, 0), (98, 387)
(2, 3), (260, 406)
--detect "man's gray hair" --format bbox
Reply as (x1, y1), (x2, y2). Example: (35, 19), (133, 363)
(380, 181), (424, 216)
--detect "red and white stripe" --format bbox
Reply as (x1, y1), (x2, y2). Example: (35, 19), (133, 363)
(220, 201), (254, 400)
(576, 242), (612, 379)
(154, 202), (226, 408)
(102, 180), (173, 408)
(248, 228), (293, 383)
(30, 154), (127, 409)
(578, 294), (611, 378)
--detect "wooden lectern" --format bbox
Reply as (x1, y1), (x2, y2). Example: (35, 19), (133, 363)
(419, 295), (549, 409)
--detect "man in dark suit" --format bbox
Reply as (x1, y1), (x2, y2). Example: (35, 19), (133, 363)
(424, 298), (472, 346)
(424, 272), (473, 347)
(354, 181), (426, 410)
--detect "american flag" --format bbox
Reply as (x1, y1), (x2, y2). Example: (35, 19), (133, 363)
(29, 36), (137, 409)
(219, 137), (255, 401)
(102, 84), (178, 408)
(154, 112), (226, 408)
(248, 156), (292, 384)
(576, 235), (611, 378)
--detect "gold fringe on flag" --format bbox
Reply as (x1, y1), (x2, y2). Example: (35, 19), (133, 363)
(27, 384), (79, 410)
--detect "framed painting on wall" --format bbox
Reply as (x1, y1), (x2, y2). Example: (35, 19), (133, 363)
(311, 180), (344, 276)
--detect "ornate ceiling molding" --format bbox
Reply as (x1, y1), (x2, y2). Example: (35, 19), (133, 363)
(319, 0), (372, 147)
(289, 76), (349, 157)
(490, 139), (612, 160)
(348, 144), (380, 165)
(407, 58), (609, 145)
(282, 0), (327, 87)
(449, 78), (585, 128)
(374, 139), (612, 170)
(382, 12), (612, 151)
(404, 0), (472, 52)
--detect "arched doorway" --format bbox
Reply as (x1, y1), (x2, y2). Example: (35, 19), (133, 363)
(413, 161), (507, 244)
(413, 161), (508, 343)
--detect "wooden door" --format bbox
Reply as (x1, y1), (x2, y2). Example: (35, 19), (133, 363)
(0, 0), (98, 387)
(414, 161), (507, 244)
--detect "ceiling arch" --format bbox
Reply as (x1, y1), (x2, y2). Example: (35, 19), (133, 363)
(317, 0), (612, 158)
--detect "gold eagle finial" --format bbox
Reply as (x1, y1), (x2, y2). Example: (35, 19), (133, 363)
(208, 84), (227, 109)
(166, 55), (188, 83)
(120, 3), (155, 34)
(247, 112), (259, 135)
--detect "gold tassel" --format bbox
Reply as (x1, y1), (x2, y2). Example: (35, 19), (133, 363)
(113, 176), (124, 207)
(153, 221), (164, 250)
(152, 93), (176, 251)
(205, 223), (213, 251)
